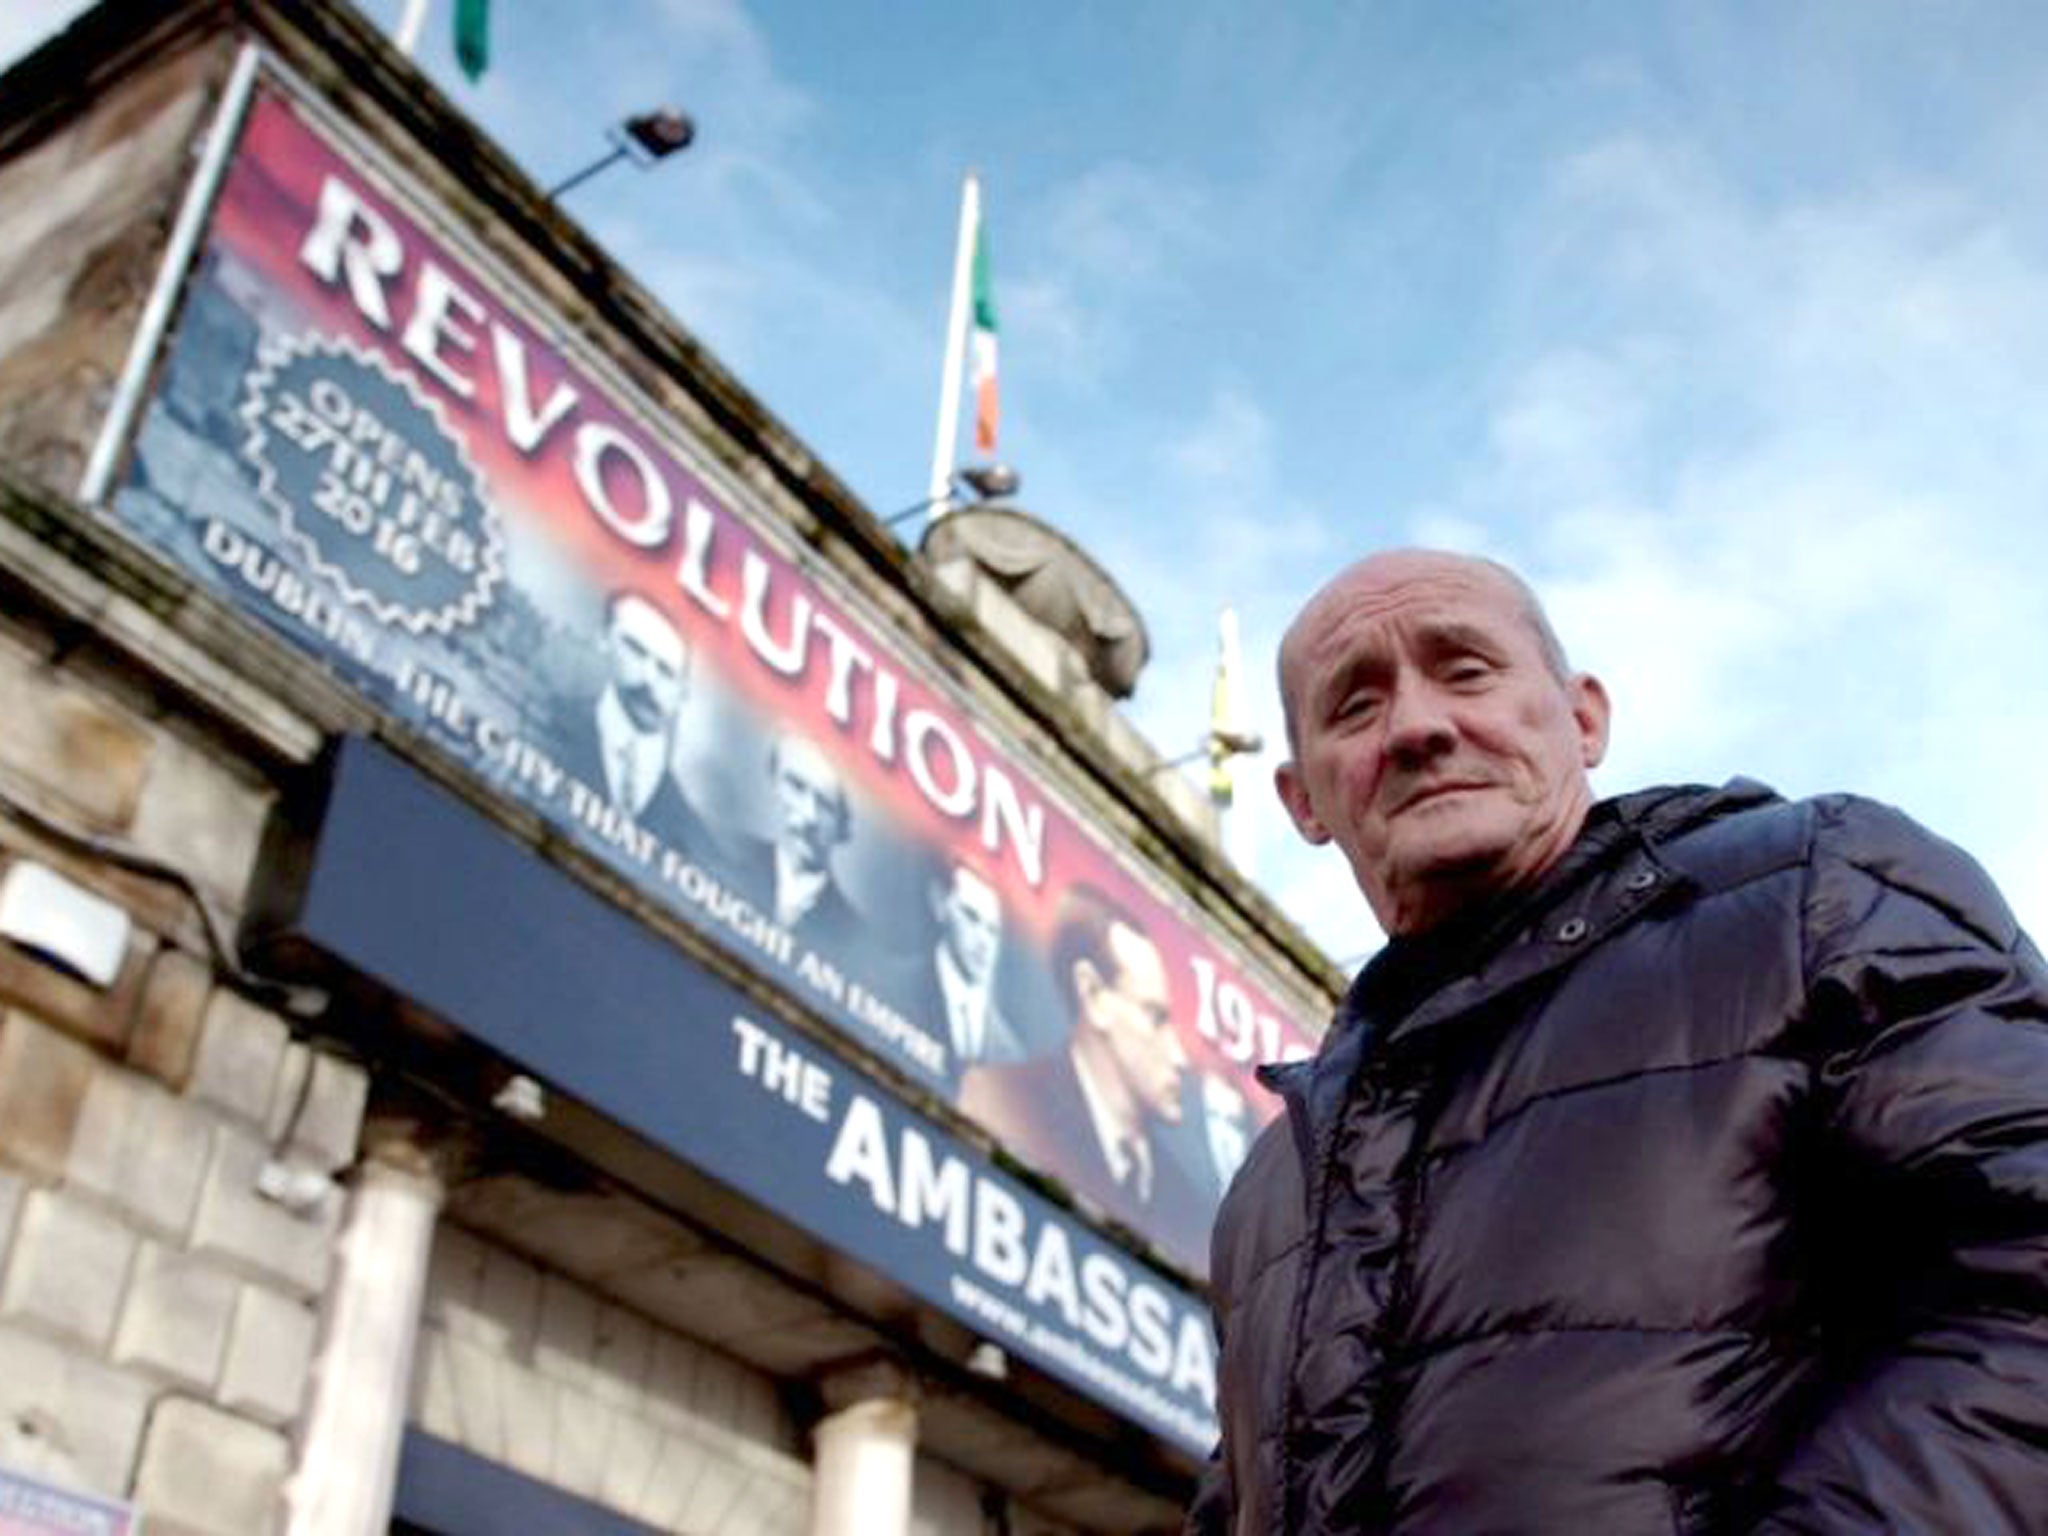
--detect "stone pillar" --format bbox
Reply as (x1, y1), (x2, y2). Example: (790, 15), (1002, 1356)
(809, 1356), (919, 1536)
(281, 1126), (448, 1536)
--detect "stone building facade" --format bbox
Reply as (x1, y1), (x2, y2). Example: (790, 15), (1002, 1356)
(0, 5), (1341, 1535)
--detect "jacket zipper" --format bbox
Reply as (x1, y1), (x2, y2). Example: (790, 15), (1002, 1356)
(1273, 1056), (1379, 1534)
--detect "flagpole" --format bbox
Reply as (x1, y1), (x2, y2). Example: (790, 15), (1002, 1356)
(927, 171), (980, 518)
(394, 0), (430, 56)
(1209, 606), (1255, 867)
(1208, 606), (1240, 807)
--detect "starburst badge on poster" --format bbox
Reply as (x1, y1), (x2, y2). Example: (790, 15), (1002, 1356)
(240, 332), (505, 636)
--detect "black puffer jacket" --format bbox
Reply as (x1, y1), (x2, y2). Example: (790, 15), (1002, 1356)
(1190, 782), (2048, 1534)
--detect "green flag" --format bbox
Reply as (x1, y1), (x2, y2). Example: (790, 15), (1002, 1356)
(969, 209), (998, 453)
(455, 0), (490, 82)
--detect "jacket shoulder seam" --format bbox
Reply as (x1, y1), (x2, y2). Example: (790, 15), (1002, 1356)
(1218, 1228), (1312, 1322)
(1422, 1046), (1802, 1163)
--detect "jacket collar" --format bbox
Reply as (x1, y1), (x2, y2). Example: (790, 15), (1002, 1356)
(1260, 778), (1781, 1143)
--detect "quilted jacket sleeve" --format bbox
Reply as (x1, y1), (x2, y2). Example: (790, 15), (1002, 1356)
(1755, 798), (2048, 1532)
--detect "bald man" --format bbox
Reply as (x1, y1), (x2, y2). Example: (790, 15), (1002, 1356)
(1190, 550), (2048, 1535)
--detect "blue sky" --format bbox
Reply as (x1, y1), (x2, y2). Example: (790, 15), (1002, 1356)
(12, 1), (2048, 961)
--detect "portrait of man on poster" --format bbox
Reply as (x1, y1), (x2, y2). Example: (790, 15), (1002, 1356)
(730, 730), (866, 951)
(908, 854), (1028, 1092)
(958, 884), (1209, 1259)
(557, 588), (717, 864)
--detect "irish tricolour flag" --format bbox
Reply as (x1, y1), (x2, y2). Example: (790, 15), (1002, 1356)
(455, 0), (490, 81)
(925, 173), (1006, 518)
(391, 0), (490, 80)
(969, 213), (999, 453)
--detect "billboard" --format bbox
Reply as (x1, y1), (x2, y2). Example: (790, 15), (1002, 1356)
(278, 737), (1219, 1456)
(107, 72), (1320, 1277)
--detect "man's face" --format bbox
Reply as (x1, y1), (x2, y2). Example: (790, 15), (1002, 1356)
(773, 736), (848, 871)
(606, 596), (687, 734)
(1275, 553), (1610, 935)
(1082, 921), (1187, 1124)
(935, 866), (1003, 984)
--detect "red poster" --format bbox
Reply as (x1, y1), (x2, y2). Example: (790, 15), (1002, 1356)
(113, 81), (1321, 1276)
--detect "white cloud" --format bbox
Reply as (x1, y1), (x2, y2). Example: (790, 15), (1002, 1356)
(998, 274), (1114, 392)
(1165, 385), (1273, 485)
(1454, 123), (2048, 939)
(986, 161), (1213, 395)
(1036, 161), (1212, 287)
(1184, 98), (2048, 965)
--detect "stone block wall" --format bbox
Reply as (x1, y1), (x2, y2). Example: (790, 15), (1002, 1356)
(0, 614), (367, 1535)
(414, 1220), (1097, 1536)
(0, 37), (222, 492)
(412, 1221), (813, 1535)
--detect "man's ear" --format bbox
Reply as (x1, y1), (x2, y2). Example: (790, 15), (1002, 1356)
(1073, 958), (1112, 1033)
(1275, 761), (1331, 845)
(1571, 673), (1612, 769)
